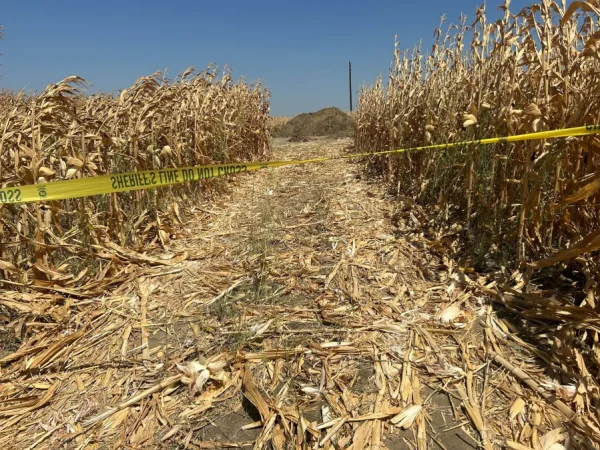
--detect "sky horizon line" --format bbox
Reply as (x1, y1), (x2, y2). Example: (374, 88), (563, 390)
(0, 0), (531, 116)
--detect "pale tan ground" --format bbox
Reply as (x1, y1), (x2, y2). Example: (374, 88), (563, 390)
(0, 138), (591, 449)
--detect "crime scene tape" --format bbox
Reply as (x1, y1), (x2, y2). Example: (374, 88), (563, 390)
(1, 124), (599, 205)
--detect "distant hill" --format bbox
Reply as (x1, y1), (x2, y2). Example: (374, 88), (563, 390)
(274, 107), (354, 138)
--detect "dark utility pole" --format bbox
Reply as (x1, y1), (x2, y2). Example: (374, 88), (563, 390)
(348, 61), (353, 112)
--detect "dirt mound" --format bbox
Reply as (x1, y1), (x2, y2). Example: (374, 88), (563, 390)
(274, 107), (354, 138)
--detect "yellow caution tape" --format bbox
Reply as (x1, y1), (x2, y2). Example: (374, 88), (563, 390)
(1, 124), (599, 204)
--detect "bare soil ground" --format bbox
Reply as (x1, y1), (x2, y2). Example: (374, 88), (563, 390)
(0, 138), (590, 449)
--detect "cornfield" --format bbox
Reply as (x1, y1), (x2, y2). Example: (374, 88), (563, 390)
(356, 0), (600, 383)
(0, 66), (270, 284)
(357, 0), (600, 271)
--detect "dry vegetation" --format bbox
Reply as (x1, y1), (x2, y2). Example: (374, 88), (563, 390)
(0, 135), (594, 449)
(355, 0), (600, 446)
(0, 66), (273, 447)
(268, 116), (290, 135)
(4, 1), (600, 447)
(0, 67), (269, 285)
(356, 0), (600, 264)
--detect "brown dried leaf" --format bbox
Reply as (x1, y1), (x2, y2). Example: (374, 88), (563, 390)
(38, 167), (55, 177)
(242, 366), (271, 422)
(539, 428), (566, 450)
(0, 259), (20, 274)
(523, 103), (542, 117)
(26, 327), (86, 370)
(561, 1), (600, 25)
(390, 405), (422, 429)
(272, 425), (286, 450)
(530, 228), (600, 269)
(509, 398), (526, 420)
(559, 176), (600, 206)
(64, 168), (79, 179)
(506, 442), (534, 450)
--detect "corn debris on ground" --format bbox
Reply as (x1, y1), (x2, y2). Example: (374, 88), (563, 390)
(0, 138), (595, 449)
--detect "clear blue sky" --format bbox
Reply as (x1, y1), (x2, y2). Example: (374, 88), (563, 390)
(0, 0), (530, 117)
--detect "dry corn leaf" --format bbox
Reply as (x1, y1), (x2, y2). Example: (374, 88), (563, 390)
(530, 228), (600, 269)
(523, 103), (542, 117)
(38, 167), (55, 177)
(64, 168), (79, 179)
(103, 407), (130, 430)
(26, 327), (86, 369)
(300, 384), (321, 396)
(0, 383), (58, 417)
(561, 1), (600, 25)
(64, 156), (84, 168)
(439, 303), (462, 323)
(242, 366), (271, 421)
(0, 259), (20, 274)
(348, 421), (373, 450)
(509, 398), (526, 420)
(390, 405), (422, 429)
(539, 428), (566, 450)
(250, 319), (273, 338)
(558, 176), (600, 206)
(193, 369), (210, 394)
(272, 425), (286, 450)
(506, 442), (534, 450)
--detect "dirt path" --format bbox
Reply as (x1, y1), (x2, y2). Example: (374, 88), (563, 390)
(144, 137), (479, 449)
(0, 138), (574, 449)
